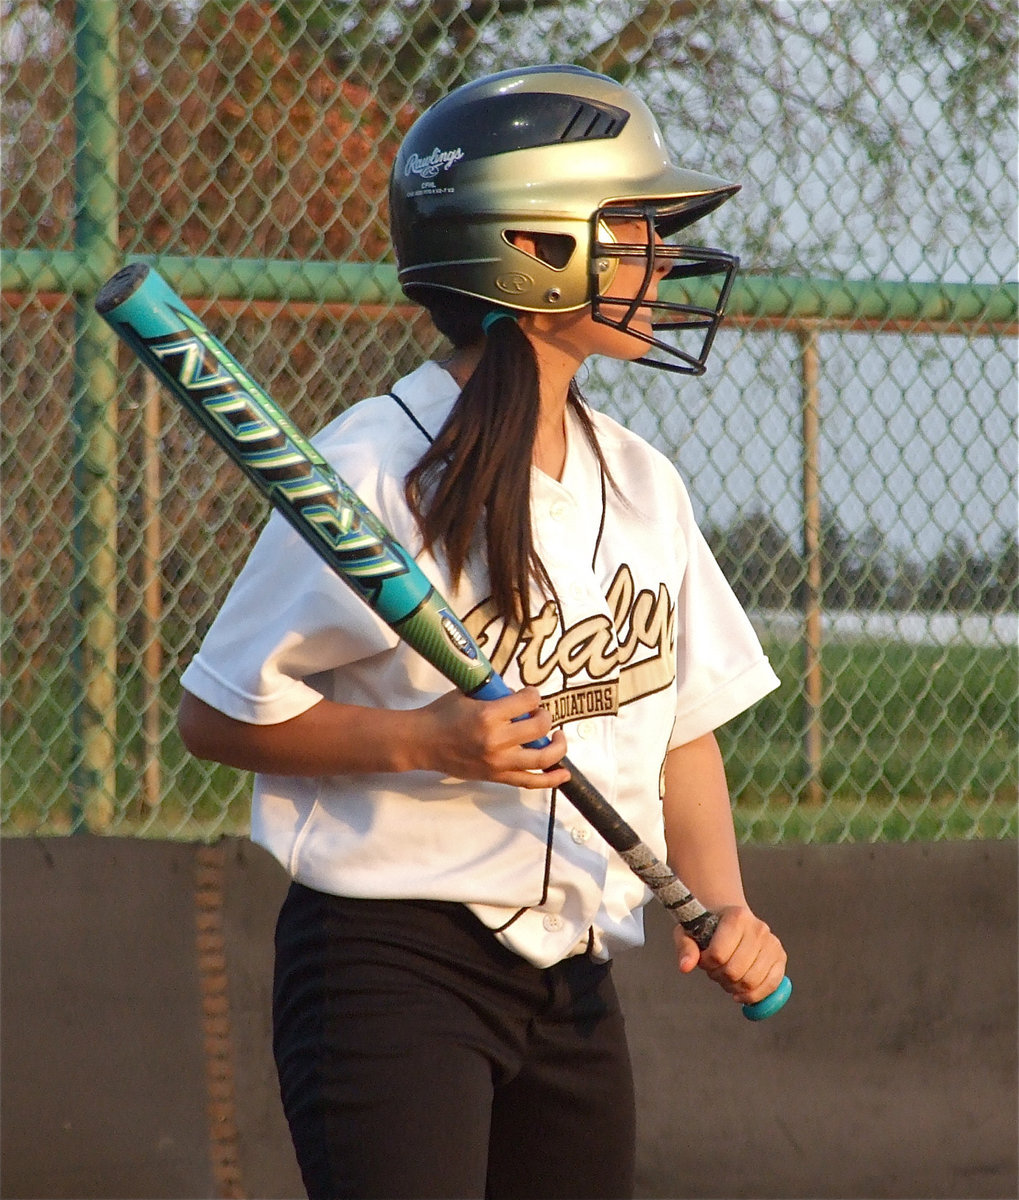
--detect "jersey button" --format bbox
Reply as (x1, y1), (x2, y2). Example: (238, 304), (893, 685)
(542, 913), (563, 932)
(549, 500), (569, 521)
(570, 826), (591, 844)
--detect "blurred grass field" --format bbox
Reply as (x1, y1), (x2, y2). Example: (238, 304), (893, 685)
(2, 636), (1016, 842)
(720, 637), (1018, 842)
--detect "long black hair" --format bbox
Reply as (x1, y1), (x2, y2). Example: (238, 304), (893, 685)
(405, 292), (613, 627)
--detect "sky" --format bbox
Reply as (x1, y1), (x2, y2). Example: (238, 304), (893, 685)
(588, 323), (1015, 564)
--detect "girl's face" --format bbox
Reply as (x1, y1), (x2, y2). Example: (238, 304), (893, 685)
(593, 215), (672, 350)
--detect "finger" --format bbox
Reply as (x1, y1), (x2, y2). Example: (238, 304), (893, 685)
(486, 729), (570, 788)
(499, 706), (556, 750)
(696, 914), (742, 973)
(739, 956), (789, 1005)
(494, 685), (548, 723)
(705, 944), (766, 995)
(672, 929), (701, 974)
(517, 728), (569, 774)
(506, 762), (573, 791)
(706, 930), (761, 984)
(705, 925), (786, 1000)
(471, 689), (555, 755)
(732, 930), (788, 998)
(695, 910), (768, 988)
(701, 907), (767, 964)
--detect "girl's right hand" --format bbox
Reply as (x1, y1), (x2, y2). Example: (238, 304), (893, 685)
(415, 686), (571, 789)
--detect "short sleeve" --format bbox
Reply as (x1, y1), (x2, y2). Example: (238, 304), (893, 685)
(178, 409), (416, 725)
(179, 508), (400, 725)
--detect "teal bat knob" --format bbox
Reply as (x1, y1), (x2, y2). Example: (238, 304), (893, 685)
(742, 974), (792, 1021)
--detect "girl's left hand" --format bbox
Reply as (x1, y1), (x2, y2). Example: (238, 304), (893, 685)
(673, 905), (787, 1006)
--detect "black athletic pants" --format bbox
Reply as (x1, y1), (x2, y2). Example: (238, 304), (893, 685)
(272, 883), (637, 1200)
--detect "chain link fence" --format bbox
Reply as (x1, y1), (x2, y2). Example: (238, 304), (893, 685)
(2, 0), (1016, 842)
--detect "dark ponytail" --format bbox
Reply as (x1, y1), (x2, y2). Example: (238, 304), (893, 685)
(405, 293), (613, 627)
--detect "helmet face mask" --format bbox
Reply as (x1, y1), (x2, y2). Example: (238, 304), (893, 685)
(389, 65), (741, 373)
(591, 205), (740, 376)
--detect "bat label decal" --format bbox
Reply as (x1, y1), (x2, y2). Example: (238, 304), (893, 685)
(146, 313), (414, 594)
(438, 609), (479, 662)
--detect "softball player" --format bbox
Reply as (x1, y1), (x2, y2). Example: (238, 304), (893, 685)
(179, 65), (788, 1200)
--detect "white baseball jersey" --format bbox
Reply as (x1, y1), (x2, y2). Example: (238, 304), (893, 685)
(181, 361), (779, 968)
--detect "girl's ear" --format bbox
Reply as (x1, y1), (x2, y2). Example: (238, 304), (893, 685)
(506, 230), (576, 269)
(506, 230), (539, 258)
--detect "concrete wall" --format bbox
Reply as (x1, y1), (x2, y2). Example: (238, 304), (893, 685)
(2, 837), (1015, 1199)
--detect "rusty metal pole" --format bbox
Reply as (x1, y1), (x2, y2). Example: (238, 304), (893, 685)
(141, 372), (163, 809)
(799, 329), (824, 805)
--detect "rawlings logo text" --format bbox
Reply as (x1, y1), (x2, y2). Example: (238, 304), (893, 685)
(404, 146), (464, 179)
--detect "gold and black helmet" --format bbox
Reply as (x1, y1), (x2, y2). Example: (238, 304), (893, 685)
(390, 64), (741, 374)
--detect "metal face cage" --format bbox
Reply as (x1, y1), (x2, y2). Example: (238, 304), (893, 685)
(591, 205), (740, 375)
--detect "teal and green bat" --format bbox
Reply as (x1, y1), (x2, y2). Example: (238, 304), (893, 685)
(95, 263), (790, 1020)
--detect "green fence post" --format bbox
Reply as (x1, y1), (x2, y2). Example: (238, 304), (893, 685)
(71, 0), (120, 831)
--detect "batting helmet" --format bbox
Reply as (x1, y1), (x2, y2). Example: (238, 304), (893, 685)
(389, 64), (741, 374)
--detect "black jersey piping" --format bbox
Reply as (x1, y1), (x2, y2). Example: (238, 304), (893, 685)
(387, 390), (435, 445)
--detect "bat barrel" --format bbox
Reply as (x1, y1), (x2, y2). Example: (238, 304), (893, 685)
(95, 262), (150, 313)
(95, 263), (500, 695)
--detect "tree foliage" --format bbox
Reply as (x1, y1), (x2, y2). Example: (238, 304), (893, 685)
(705, 507), (1018, 614)
(2, 0), (1015, 272)
(2, 0), (416, 259)
(241, 0), (1018, 271)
